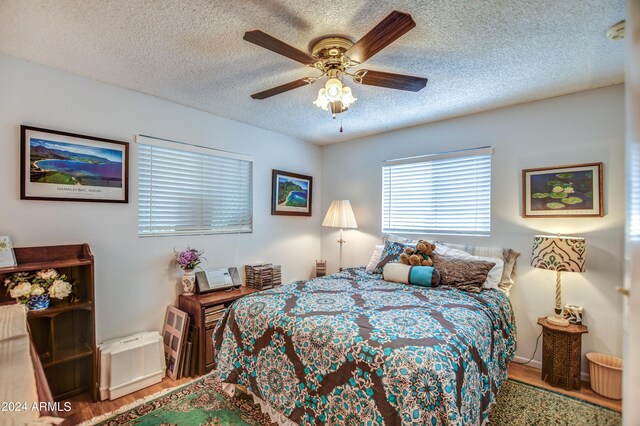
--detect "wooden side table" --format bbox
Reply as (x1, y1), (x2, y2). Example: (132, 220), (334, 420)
(538, 317), (588, 390)
(179, 287), (258, 375)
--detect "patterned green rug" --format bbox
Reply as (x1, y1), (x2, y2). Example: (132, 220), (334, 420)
(489, 379), (620, 426)
(85, 375), (621, 425)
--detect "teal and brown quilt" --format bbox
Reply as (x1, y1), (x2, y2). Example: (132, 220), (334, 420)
(212, 268), (516, 425)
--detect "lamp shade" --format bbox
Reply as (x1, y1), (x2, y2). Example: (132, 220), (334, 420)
(322, 200), (358, 229)
(531, 235), (586, 272)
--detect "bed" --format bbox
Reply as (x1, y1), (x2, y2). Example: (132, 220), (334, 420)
(212, 267), (516, 425)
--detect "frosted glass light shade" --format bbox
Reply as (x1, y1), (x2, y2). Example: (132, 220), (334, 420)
(341, 86), (356, 107)
(324, 78), (343, 101)
(322, 200), (358, 229)
(313, 88), (330, 110)
(531, 235), (586, 272)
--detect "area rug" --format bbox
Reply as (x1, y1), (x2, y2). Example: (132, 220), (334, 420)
(488, 379), (621, 425)
(84, 375), (621, 426)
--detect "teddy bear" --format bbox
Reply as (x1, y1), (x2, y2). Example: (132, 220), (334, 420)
(399, 240), (436, 267)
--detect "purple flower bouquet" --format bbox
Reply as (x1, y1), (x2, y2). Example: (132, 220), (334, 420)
(174, 247), (204, 270)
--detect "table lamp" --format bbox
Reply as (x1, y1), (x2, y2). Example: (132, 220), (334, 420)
(322, 200), (358, 271)
(531, 235), (586, 327)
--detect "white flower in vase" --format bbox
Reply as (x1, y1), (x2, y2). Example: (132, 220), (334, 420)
(10, 282), (32, 299)
(48, 280), (72, 299)
(30, 284), (45, 296)
(36, 269), (59, 280)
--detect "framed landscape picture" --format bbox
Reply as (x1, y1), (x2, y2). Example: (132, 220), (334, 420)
(21, 125), (129, 203)
(271, 169), (313, 216)
(522, 162), (603, 217)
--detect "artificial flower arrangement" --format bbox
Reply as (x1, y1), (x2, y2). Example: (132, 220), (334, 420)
(174, 247), (205, 296)
(4, 269), (73, 310)
(174, 247), (204, 271)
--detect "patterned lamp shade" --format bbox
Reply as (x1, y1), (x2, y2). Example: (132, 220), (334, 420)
(531, 235), (586, 273)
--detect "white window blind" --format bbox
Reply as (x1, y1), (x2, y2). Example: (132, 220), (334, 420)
(382, 147), (493, 236)
(138, 136), (253, 236)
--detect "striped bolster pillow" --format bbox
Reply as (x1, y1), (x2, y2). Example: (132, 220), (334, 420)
(383, 263), (441, 287)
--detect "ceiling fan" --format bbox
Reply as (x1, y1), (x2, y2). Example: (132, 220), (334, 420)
(243, 10), (428, 119)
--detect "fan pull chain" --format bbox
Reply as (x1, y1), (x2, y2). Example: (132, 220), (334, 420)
(340, 117), (343, 133)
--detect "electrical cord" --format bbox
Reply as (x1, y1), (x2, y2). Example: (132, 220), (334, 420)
(512, 331), (543, 365)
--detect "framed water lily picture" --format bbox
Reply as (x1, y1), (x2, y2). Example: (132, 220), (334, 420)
(522, 162), (603, 217)
(21, 125), (129, 203)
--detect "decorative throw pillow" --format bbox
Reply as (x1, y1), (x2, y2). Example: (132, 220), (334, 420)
(365, 244), (385, 273)
(373, 240), (411, 274)
(431, 253), (496, 293)
(499, 249), (520, 295)
(435, 245), (504, 290)
(383, 263), (441, 287)
(437, 242), (521, 295)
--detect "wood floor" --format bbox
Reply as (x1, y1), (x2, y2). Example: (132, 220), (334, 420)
(61, 363), (622, 425)
(508, 362), (622, 412)
(61, 375), (195, 425)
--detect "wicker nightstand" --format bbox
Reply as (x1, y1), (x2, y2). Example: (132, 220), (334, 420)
(538, 317), (588, 390)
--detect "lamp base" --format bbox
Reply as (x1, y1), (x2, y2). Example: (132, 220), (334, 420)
(546, 315), (570, 327)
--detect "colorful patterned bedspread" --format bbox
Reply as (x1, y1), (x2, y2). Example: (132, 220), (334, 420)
(212, 268), (516, 425)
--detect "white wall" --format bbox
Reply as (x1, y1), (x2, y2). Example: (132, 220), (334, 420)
(321, 85), (625, 375)
(0, 54), (322, 342)
(624, 0), (640, 420)
(0, 52), (625, 377)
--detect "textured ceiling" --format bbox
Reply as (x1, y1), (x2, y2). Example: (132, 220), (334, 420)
(0, 0), (626, 144)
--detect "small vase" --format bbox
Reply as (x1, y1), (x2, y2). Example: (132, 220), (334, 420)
(182, 269), (196, 296)
(27, 294), (50, 311)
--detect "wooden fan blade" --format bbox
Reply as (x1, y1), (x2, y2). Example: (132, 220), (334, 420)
(357, 70), (428, 92)
(251, 78), (313, 99)
(243, 30), (318, 65)
(345, 11), (416, 64)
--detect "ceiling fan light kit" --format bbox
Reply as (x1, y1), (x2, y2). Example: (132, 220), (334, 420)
(313, 71), (357, 117)
(243, 10), (428, 121)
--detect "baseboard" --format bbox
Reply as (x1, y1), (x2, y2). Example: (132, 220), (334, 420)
(512, 356), (590, 382)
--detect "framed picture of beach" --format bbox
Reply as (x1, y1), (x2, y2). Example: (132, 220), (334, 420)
(21, 125), (129, 203)
(271, 169), (313, 216)
(522, 162), (603, 217)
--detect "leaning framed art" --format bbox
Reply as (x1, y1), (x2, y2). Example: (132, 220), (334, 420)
(271, 169), (313, 216)
(522, 162), (603, 217)
(20, 125), (129, 203)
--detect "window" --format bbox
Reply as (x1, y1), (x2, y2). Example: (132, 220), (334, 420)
(382, 147), (493, 236)
(138, 135), (253, 236)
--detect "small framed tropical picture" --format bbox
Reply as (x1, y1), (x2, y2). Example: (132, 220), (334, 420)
(522, 162), (603, 217)
(21, 125), (129, 203)
(271, 169), (313, 216)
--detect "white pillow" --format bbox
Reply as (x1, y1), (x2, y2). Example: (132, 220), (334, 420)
(366, 244), (385, 272)
(435, 245), (504, 290)
(382, 233), (418, 245)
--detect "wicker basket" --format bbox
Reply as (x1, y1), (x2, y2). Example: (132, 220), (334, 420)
(586, 352), (623, 400)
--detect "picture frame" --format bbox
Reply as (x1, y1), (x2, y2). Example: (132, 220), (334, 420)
(522, 162), (603, 217)
(271, 169), (313, 216)
(162, 306), (190, 380)
(21, 125), (129, 203)
(0, 236), (17, 268)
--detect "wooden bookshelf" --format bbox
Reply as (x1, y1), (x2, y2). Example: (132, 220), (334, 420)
(0, 244), (97, 401)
